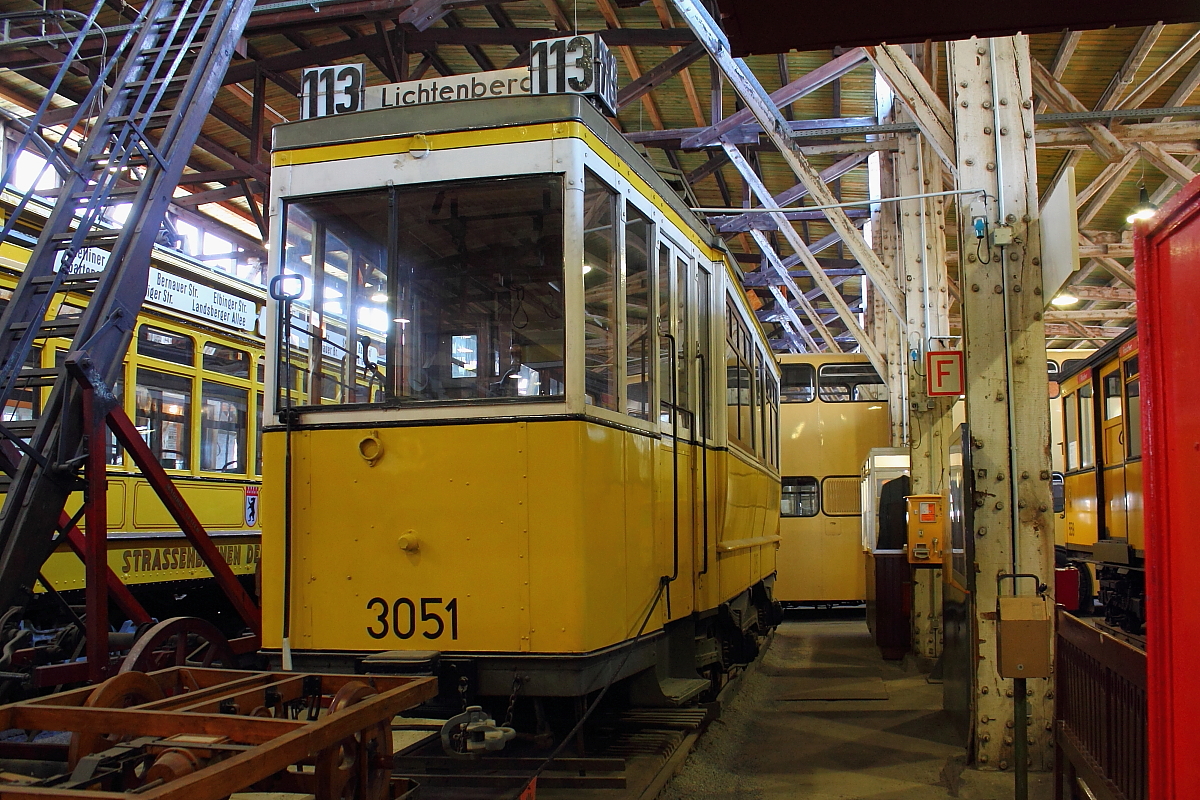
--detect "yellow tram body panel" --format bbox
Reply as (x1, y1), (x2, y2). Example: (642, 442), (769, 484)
(775, 354), (890, 603)
(261, 421), (777, 654)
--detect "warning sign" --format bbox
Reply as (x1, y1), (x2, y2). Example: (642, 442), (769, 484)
(926, 351), (965, 397)
(244, 486), (259, 527)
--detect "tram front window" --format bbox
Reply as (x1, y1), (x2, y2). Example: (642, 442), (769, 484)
(281, 174), (565, 406)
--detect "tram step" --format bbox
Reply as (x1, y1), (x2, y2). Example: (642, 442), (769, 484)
(30, 273), (104, 292)
(0, 419), (37, 438)
(13, 367), (60, 387)
(8, 320), (80, 340)
(656, 678), (711, 707)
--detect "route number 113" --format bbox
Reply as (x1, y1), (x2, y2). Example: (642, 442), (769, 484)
(528, 34), (617, 115)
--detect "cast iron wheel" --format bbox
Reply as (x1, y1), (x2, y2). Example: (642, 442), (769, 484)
(316, 681), (393, 800)
(68, 671), (165, 768)
(118, 617), (237, 673)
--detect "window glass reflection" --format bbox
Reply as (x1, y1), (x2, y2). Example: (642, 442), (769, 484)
(136, 368), (191, 470)
(281, 175), (565, 406)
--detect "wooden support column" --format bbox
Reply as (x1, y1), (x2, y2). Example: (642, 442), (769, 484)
(949, 36), (1054, 770)
(870, 132), (909, 445)
(896, 125), (955, 662)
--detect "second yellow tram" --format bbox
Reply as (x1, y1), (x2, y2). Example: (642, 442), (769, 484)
(776, 354), (891, 604)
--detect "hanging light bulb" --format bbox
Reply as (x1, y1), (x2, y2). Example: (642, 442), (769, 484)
(1051, 293), (1078, 307)
(1126, 186), (1156, 224)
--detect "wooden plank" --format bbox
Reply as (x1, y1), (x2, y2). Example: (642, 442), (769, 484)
(6, 707), (303, 743)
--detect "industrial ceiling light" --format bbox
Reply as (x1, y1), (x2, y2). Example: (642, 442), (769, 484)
(1126, 186), (1156, 224)
(1051, 293), (1079, 307)
(370, 291), (388, 303)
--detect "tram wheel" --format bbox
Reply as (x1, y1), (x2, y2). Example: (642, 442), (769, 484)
(68, 671), (165, 768)
(316, 681), (393, 800)
(118, 617), (237, 674)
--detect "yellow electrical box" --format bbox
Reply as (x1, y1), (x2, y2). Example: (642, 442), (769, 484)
(997, 595), (1052, 678)
(905, 494), (944, 565)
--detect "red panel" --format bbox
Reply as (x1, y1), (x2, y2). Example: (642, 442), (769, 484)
(1054, 568), (1080, 612)
(1135, 175), (1200, 799)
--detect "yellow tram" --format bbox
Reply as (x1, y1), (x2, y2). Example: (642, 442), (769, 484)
(1056, 328), (1143, 632)
(775, 354), (890, 604)
(0, 190), (266, 621)
(261, 95), (782, 700)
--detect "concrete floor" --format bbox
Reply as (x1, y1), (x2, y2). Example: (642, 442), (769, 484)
(662, 615), (1051, 800)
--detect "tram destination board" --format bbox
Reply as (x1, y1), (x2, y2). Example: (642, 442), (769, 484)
(297, 34), (616, 121)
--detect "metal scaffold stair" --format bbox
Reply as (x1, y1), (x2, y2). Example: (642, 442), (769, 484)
(0, 0), (257, 624)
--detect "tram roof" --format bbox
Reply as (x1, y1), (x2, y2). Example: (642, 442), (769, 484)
(272, 94), (735, 269)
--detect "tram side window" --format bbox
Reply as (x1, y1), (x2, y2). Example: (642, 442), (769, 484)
(255, 391), (263, 476)
(583, 171), (619, 411)
(138, 326), (194, 366)
(1064, 388), (1080, 471)
(136, 368), (191, 470)
(755, 349), (767, 460)
(201, 381), (247, 473)
(697, 266), (712, 435)
(725, 298), (754, 454)
(818, 363), (886, 402)
(781, 477), (818, 517)
(780, 363), (815, 403)
(772, 376), (782, 470)
(658, 245), (672, 421)
(203, 343), (251, 379)
(740, 320), (755, 451)
(1103, 371), (1123, 419)
(675, 256), (691, 419)
(1079, 383), (1095, 469)
(107, 374), (124, 467)
(624, 206), (653, 420)
(1125, 356), (1141, 458)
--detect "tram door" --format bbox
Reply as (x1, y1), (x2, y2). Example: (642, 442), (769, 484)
(1100, 364), (1127, 540)
(658, 241), (697, 617)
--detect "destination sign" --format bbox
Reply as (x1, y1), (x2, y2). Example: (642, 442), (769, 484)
(146, 266), (257, 331)
(303, 34), (617, 119)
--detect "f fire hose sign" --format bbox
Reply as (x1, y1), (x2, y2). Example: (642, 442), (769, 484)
(926, 351), (965, 396)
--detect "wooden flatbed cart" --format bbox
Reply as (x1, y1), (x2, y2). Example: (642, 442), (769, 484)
(0, 668), (436, 800)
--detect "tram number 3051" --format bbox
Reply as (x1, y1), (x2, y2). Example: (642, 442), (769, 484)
(366, 597), (459, 640)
